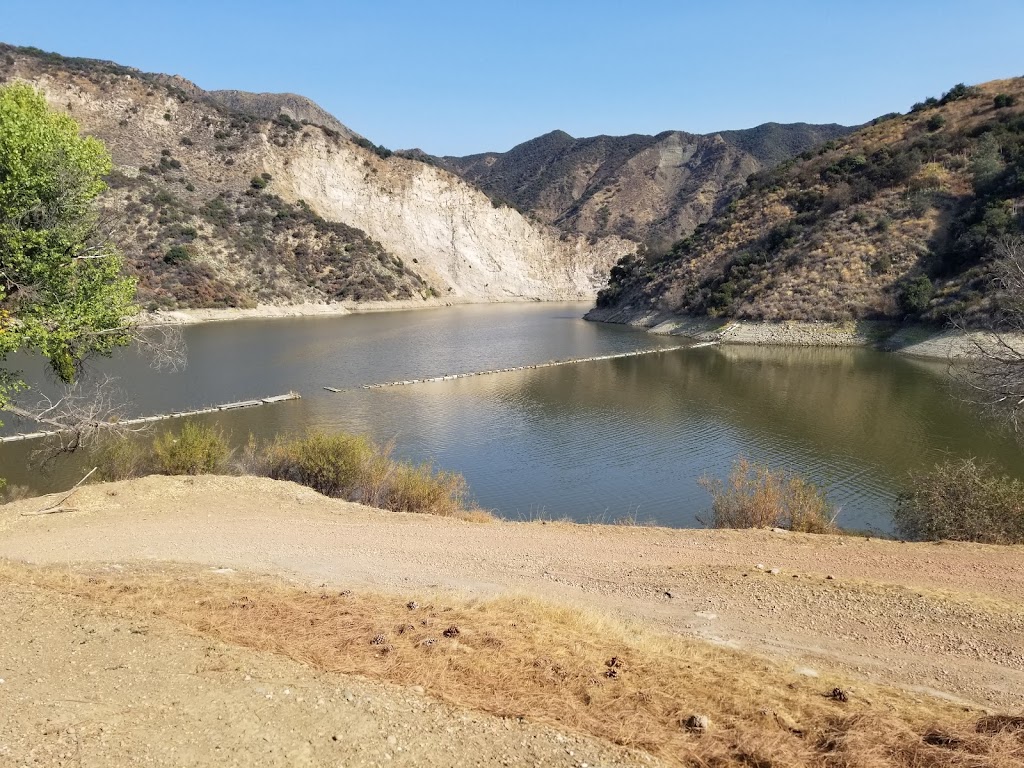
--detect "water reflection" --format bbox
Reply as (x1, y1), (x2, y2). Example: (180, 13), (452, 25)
(2, 304), (1020, 532)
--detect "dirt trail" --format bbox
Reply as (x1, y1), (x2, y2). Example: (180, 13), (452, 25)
(2, 475), (1023, 714)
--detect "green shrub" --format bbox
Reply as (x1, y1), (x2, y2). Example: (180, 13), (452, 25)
(699, 457), (836, 533)
(939, 83), (980, 105)
(894, 459), (1024, 544)
(993, 94), (1017, 109)
(164, 244), (191, 264)
(250, 175), (269, 190)
(870, 254), (892, 274)
(152, 421), (230, 475)
(263, 431), (377, 497)
(897, 275), (934, 315)
(93, 437), (151, 481)
(926, 114), (946, 132)
(384, 461), (469, 517)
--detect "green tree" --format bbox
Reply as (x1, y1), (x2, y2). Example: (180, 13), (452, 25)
(0, 83), (137, 430)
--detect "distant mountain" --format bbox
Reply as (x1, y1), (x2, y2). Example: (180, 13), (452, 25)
(435, 123), (854, 250)
(589, 78), (1024, 326)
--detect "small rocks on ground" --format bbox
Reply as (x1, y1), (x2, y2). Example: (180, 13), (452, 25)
(769, 568), (781, 575)
(684, 714), (710, 732)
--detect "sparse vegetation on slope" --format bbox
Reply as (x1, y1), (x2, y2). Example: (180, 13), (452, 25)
(439, 124), (853, 248)
(3, 561), (1022, 768)
(0, 44), (429, 311)
(2, 42), (619, 309)
(107, 171), (426, 309)
(598, 79), (1024, 325)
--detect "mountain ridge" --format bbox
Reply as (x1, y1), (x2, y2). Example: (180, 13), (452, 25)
(434, 122), (855, 249)
(590, 77), (1024, 326)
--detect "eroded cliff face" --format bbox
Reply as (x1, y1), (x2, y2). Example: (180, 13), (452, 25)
(0, 45), (631, 308)
(274, 138), (629, 300)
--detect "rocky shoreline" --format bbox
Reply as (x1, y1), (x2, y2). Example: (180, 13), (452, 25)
(584, 306), (1017, 360)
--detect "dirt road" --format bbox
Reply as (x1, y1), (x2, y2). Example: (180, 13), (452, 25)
(2, 474), (1022, 714)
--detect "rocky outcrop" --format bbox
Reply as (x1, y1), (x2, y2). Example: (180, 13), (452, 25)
(205, 90), (359, 140)
(276, 138), (628, 300)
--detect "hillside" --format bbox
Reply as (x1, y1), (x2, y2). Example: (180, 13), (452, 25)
(588, 78), (1024, 327)
(436, 123), (853, 249)
(0, 44), (630, 310)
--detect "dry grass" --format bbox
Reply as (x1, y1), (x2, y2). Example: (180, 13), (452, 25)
(258, 431), (493, 522)
(700, 457), (837, 533)
(895, 458), (1024, 544)
(1, 561), (1020, 768)
(94, 429), (494, 522)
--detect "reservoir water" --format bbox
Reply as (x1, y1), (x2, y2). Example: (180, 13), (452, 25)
(2, 302), (1022, 533)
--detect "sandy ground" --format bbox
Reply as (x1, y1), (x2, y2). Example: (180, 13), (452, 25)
(2, 474), (1022, 719)
(0, 582), (658, 768)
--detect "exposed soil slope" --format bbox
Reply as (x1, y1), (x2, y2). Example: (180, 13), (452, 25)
(1, 475), (1021, 713)
(593, 78), (1024, 326)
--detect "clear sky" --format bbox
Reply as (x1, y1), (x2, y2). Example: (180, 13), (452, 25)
(4, 1), (1023, 156)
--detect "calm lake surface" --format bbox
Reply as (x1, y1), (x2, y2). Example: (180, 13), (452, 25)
(3, 302), (1022, 533)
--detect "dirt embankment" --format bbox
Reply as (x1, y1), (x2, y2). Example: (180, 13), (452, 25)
(2, 474), (1022, 715)
(1, 581), (654, 768)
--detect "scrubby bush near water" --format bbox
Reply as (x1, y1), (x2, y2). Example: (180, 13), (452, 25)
(153, 421), (231, 475)
(699, 457), (837, 533)
(894, 458), (1024, 544)
(257, 431), (487, 520)
(91, 424), (490, 521)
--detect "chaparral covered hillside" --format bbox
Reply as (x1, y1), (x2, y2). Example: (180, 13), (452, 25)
(590, 78), (1024, 326)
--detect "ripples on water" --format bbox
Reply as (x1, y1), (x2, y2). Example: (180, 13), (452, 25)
(2, 303), (1021, 533)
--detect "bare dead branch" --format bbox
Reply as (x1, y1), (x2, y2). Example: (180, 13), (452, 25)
(5, 376), (154, 461)
(131, 324), (187, 372)
(951, 236), (1024, 432)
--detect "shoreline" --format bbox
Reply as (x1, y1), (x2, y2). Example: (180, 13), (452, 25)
(140, 298), (1016, 361)
(138, 295), (581, 327)
(584, 306), (1019, 360)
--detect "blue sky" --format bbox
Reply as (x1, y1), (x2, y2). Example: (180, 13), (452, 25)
(4, 1), (1023, 155)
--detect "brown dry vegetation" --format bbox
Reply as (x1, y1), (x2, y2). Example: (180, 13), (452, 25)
(92, 426), (493, 522)
(0, 561), (1020, 768)
(700, 457), (837, 533)
(602, 78), (1024, 325)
